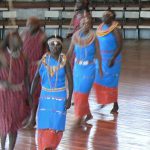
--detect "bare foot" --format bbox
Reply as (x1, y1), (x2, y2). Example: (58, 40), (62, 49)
(110, 103), (119, 114)
(110, 108), (119, 114)
(84, 113), (93, 122)
(100, 104), (106, 109)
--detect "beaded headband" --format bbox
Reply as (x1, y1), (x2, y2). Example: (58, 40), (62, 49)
(47, 38), (63, 46)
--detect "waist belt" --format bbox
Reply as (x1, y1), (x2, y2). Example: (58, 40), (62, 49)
(75, 58), (94, 65)
(42, 86), (66, 92)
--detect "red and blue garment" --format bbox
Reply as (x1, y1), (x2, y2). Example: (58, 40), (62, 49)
(94, 22), (122, 104)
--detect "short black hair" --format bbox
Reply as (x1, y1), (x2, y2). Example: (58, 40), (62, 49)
(108, 10), (116, 20)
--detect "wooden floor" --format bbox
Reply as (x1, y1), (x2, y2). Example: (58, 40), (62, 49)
(1, 40), (150, 150)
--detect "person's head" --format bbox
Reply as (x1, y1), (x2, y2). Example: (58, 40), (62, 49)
(2, 30), (22, 53)
(26, 16), (40, 34)
(80, 11), (92, 33)
(75, 1), (84, 11)
(82, 0), (90, 9)
(102, 10), (116, 24)
(46, 35), (63, 56)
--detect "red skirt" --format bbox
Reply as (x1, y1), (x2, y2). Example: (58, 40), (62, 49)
(0, 87), (29, 136)
(94, 83), (118, 104)
(38, 129), (63, 150)
(74, 92), (91, 118)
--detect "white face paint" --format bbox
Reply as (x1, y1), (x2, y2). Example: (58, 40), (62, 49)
(47, 38), (62, 55)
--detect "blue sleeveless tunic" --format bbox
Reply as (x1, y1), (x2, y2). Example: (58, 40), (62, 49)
(95, 24), (122, 88)
(37, 54), (67, 131)
(73, 38), (96, 93)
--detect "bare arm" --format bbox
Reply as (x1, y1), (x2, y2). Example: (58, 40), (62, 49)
(109, 28), (123, 67)
(65, 60), (73, 109)
(95, 37), (103, 76)
(67, 39), (75, 62)
(112, 28), (123, 60)
(30, 61), (41, 96)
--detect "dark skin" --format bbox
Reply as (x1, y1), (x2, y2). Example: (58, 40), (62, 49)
(68, 16), (103, 76)
(0, 31), (30, 150)
(109, 28), (122, 67)
(101, 11), (123, 113)
(25, 38), (73, 129)
(67, 16), (103, 126)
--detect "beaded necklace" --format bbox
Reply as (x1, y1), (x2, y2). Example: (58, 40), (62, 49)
(96, 21), (119, 37)
(73, 29), (95, 60)
(73, 29), (95, 47)
(42, 52), (66, 88)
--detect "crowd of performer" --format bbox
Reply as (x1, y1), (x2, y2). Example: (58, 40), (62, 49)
(0, 0), (122, 150)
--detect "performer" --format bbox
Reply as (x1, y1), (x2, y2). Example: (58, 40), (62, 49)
(0, 31), (30, 150)
(21, 16), (47, 127)
(28, 35), (73, 150)
(94, 10), (123, 114)
(67, 14), (102, 127)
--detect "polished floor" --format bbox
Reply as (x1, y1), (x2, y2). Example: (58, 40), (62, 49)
(1, 40), (150, 150)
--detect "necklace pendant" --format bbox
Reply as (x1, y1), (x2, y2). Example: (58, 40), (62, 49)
(50, 69), (54, 77)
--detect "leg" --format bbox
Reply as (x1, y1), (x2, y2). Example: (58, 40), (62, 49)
(9, 131), (17, 150)
(75, 116), (92, 129)
(74, 117), (83, 127)
(74, 92), (91, 126)
(110, 102), (119, 114)
(1, 134), (7, 150)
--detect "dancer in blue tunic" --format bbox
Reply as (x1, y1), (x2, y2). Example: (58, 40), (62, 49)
(28, 35), (73, 150)
(67, 14), (102, 126)
(94, 10), (123, 114)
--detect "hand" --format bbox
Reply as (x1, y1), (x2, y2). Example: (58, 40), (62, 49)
(65, 99), (71, 110)
(23, 115), (36, 129)
(66, 33), (73, 39)
(108, 58), (115, 67)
